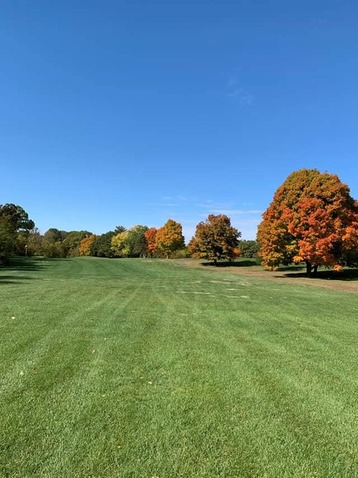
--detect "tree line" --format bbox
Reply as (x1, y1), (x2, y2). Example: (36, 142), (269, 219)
(2, 169), (358, 275)
(0, 209), (257, 263)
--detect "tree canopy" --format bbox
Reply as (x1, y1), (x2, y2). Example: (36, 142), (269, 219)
(144, 228), (158, 257)
(126, 225), (148, 257)
(155, 219), (185, 258)
(257, 169), (358, 275)
(79, 234), (98, 256)
(111, 226), (148, 257)
(0, 204), (35, 261)
(0, 204), (34, 232)
(91, 231), (117, 258)
(238, 240), (259, 258)
(188, 214), (241, 265)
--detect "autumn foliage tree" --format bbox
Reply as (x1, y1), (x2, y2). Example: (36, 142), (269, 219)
(62, 231), (91, 257)
(144, 227), (158, 257)
(111, 226), (148, 257)
(189, 214), (241, 265)
(257, 169), (358, 276)
(111, 231), (130, 257)
(155, 219), (185, 258)
(79, 234), (98, 256)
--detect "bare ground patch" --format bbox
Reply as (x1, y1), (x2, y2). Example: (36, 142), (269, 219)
(175, 259), (358, 294)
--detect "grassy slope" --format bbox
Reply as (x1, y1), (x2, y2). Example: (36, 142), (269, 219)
(0, 257), (357, 477)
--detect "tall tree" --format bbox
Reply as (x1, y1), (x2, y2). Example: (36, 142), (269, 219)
(155, 219), (185, 258)
(22, 228), (42, 256)
(0, 216), (14, 261)
(0, 204), (35, 261)
(0, 204), (34, 232)
(189, 214), (241, 265)
(126, 225), (148, 257)
(42, 228), (68, 257)
(257, 169), (358, 275)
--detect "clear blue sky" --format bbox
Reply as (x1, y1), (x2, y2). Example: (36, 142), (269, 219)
(1, 0), (357, 241)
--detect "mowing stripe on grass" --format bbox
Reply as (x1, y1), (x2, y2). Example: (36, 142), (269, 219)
(0, 257), (357, 477)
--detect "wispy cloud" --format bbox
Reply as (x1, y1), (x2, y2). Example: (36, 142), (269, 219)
(149, 195), (195, 209)
(227, 88), (254, 105)
(198, 200), (262, 216)
(227, 76), (238, 88)
(226, 70), (254, 105)
(210, 209), (263, 216)
(196, 200), (262, 239)
(150, 195), (262, 240)
(199, 199), (234, 210)
(162, 195), (192, 202)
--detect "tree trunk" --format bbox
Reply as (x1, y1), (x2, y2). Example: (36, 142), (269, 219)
(305, 262), (318, 277)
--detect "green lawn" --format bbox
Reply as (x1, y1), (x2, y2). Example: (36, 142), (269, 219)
(0, 257), (357, 477)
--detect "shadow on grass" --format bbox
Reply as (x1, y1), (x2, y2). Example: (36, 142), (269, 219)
(0, 256), (74, 283)
(276, 265), (305, 272)
(199, 258), (358, 282)
(0, 275), (40, 284)
(0, 256), (50, 284)
(2, 256), (48, 272)
(201, 259), (259, 268)
(282, 268), (358, 282)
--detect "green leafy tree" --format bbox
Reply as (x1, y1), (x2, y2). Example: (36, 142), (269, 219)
(0, 204), (34, 232)
(0, 216), (14, 262)
(189, 214), (241, 265)
(0, 204), (35, 261)
(114, 225), (126, 234)
(92, 231), (117, 257)
(25, 228), (43, 256)
(62, 231), (91, 257)
(238, 240), (259, 258)
(126, 225), (148, 257)
(42, 228), (68, 257)
(111, 225), (148, 257)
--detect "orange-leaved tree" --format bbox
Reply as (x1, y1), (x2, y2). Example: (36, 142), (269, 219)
(144, 227), (158, 257)
(257, 169), (358, 276)
(188, 214), (241, 265)
(79, 234), (98, 256)
(155, 219), (185, 258)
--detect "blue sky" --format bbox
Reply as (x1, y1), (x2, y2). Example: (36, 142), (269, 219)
(1, 0), (357, 241)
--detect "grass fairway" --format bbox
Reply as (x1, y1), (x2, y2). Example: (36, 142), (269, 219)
(1, 257), (357, 477)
